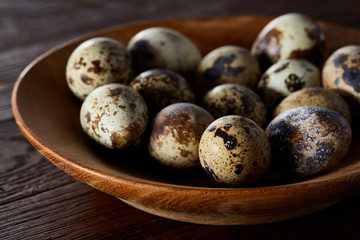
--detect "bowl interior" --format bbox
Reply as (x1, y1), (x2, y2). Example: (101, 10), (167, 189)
(12, 15), (360, 189)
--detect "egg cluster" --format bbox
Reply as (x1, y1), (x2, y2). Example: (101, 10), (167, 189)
(66, 13), (357, 187)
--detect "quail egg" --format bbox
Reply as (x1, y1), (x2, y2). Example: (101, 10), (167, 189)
(148, 103), (214, 170)
(66, 37), (133, 101)
(322, 45), (360, 118)
(129, 69), (195, 116)
(251, 12), (325, 71)
(266, 106), (352, 177)
(199, 115), (271, 187)
(273, 87), (351, 123)
(202, 83), (267, 128)
(80, 83), (148, 149)
(127, 27), (201, 75)
(257, 58), (321, 113)
(193, 45), (260, 97)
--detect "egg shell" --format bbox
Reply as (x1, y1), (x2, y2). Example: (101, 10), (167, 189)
(273, 87), (351, 123)
(80, 83), (148, 149)
(129, 69), (195, 117)
(193, 45), (260, 97)
(148, 103), (214, 170)
(322, 45), (360, 118)
(266, 106), (352, 178)
(66, 37), (133, 101)
(202, 83), (268, 128)
(257, 59), (321, 113)
(199, 115), (271, 187)
(251, 12), (325, 71)
(127, 27), (201, 75)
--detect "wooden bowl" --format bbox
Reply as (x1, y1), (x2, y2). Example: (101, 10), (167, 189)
(11, 15), (360, 225)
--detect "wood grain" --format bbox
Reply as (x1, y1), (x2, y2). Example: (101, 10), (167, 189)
(2, 0), (360, 239)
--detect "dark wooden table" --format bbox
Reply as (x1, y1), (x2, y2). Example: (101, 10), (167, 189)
(2, 0), (360, 239)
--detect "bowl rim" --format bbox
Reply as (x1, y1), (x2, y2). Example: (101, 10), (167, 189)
(11, 15), (360, 196)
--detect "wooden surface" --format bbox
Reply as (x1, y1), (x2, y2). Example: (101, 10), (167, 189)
(2, 0), (360, 239)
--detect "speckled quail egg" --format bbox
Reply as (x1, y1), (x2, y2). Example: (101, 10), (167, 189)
(66, 37), (133, 101)
(199, 115), (271, 187)
(202, 83), (267, 128)
(148, 103), (214, 170)
(322, 45), (360, 118)
(273, 87), (351, 123)
(80, 83), (148, 149)
(257, 59), (321, 113)
(127, 27), (201, 75)
(266, 106), (352, 178)
(193, 45), (260, 97)
(129, 69), (195, 116)
(251, 12), (325, 71)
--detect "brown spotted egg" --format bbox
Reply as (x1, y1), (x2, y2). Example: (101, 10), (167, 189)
(149, 103), (214, 170)
(257, 59), (321, 113)
(202, 83), (267, 128)
(80, 83), (148, 149)
(322, 45), (360, 118)
(127, 27), (201, 75)
(273, 87), (351, 123)
(199, 115), (271, 187)
(193, 45), (260, 97)
(129, 69), (195, 117)
(266, 106), (352, 177)
(251, 12), (325, 71)
(66, 37), (133, 101)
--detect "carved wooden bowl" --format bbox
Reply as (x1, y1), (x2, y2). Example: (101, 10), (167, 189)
(12, 15), (360, 225)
